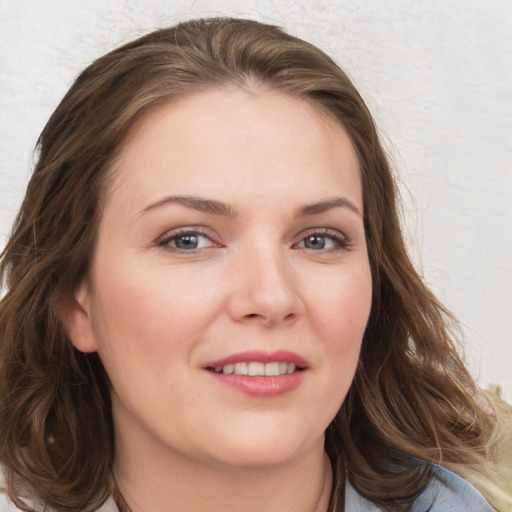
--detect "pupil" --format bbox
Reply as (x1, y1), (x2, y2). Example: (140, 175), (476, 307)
(175, 235), (198, 249)
(305, 235), (325, 249)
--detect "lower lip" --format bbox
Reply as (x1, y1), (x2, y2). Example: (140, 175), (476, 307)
(207, 371), (307, 397)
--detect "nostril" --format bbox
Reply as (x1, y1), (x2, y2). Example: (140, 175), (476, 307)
(241, 312), (298, 325)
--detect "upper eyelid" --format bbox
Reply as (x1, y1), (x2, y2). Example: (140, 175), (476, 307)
(157, 225), (214, 238)
(296, 227), (349, 240)
(154, 225), (351, 246)
(155, 226), (217, 247)
(294, 227), (352, 250)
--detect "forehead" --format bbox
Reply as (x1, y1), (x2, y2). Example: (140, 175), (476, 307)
(107, 87), (362, 215)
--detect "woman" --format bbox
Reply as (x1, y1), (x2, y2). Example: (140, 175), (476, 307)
(0, 17), (510, 512)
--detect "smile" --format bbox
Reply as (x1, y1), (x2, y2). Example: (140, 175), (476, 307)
(210, 362), (300, 376)
(204, 350), (308, 397)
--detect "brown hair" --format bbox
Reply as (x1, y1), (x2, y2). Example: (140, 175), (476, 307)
(0, 17), (505, 512)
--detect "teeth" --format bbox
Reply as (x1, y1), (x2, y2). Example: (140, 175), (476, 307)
(286, 363), (296, 374)
(234, 362), (248, 375)
(223, 364), (234, 374)
(215, 361), (299, 376)
(248, 362), (265, 376)
(265, 362), (280, 376)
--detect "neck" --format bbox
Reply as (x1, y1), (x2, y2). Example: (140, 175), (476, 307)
(113, 433), (333, 512)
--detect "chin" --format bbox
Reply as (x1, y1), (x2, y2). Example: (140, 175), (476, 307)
(202, 425), (325, 469)
(211, 446), (306, 469)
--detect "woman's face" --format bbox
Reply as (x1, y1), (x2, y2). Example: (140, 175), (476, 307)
(69, 88), (372, 469)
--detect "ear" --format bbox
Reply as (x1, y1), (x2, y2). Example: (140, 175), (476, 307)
(60, 279), (99, 353)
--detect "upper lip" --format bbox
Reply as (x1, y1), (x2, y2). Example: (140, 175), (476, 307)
(204, 350), (309, 369)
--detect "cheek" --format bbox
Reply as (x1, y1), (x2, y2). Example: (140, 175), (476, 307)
(89, 261), (221, 373)
(308, 264), (372, 387)
(311, 264), (372, 340)
(87, 268), (213, 424)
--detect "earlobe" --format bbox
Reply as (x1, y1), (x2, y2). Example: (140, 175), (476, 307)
(61, 280), (99, 353)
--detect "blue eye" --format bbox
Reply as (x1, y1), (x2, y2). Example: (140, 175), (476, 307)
(159, 230), (214, 251)
(296, 230), (350, 251)
(301, 235), (331, 250)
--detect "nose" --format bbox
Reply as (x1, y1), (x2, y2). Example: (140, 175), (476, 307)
(226, 246), (305, 327)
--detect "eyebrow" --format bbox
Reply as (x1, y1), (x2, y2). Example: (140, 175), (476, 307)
(293, 198), (363, 218)
(138, 195), (362, 219)
(139, 195), (238, 218)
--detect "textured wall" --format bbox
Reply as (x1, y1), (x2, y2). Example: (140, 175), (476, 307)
(0, 0), (511, 399)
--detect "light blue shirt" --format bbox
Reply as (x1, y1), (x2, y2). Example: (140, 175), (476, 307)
(0, 464), (496, 511)
(345, 464), (496, 511)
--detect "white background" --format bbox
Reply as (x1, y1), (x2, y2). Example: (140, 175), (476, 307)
(0, 0), (511, 400)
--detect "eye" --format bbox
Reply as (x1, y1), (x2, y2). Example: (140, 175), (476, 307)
(295, 229), (351, 252)
(158, 228), (217, 252)
(300, 234), (333, 250)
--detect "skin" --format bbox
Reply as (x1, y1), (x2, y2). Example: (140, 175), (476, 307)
(66, 87), (372, 511)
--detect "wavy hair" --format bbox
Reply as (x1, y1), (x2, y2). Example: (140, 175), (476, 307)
(0, 17), (508, 512)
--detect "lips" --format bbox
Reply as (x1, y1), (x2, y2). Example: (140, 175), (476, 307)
(211, 361), (297, 376)
(205, 349), (308, 369)
(204, 350), (308, 397)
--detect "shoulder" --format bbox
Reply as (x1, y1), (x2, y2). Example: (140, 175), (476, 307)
(412, 465), (497, 511)
(345, 464), (497, 512)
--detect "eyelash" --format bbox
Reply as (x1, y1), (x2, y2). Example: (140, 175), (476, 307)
(157, 227), (217, 253)
(156, 227), (351, 253)
(295, 228), (351, 253)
